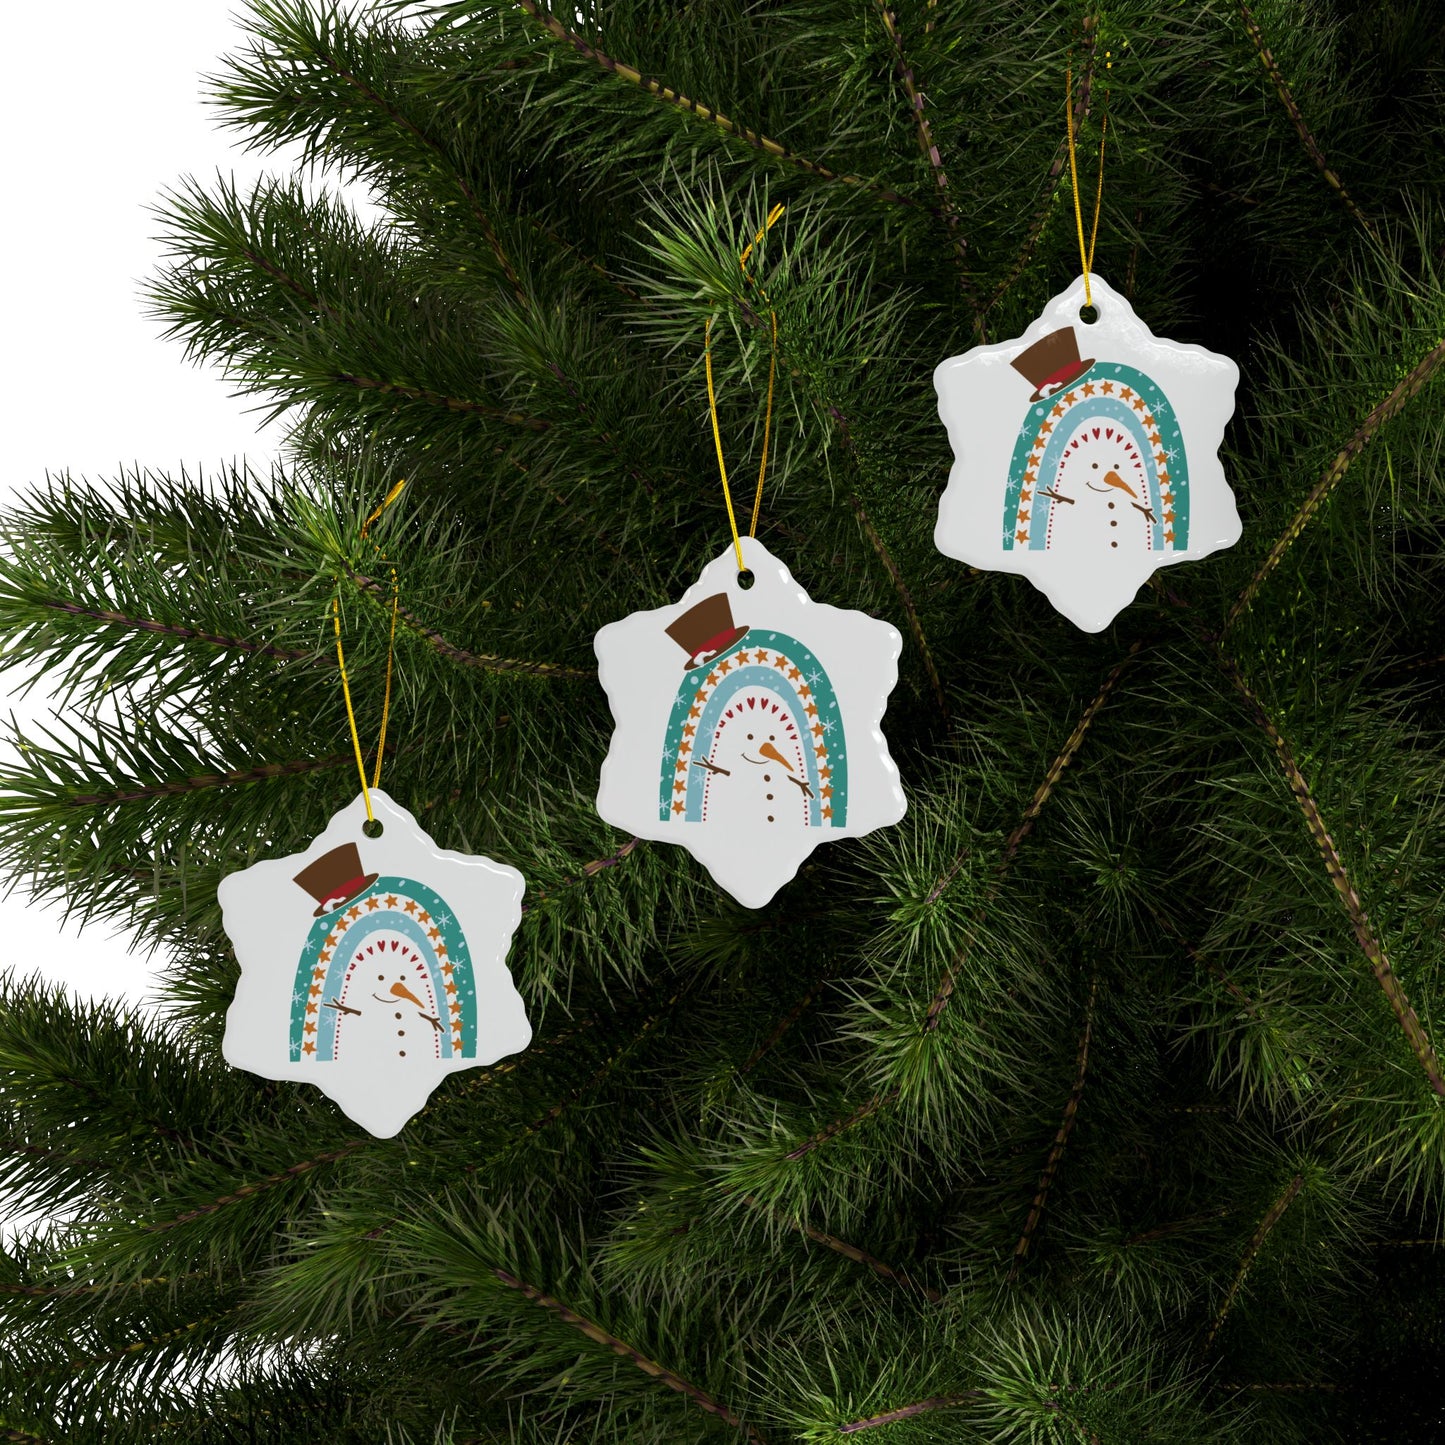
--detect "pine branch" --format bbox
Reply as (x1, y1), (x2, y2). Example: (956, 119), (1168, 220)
(143, 1141), (367, 1233)
(1226, 330), (1445, 629)
(786, 643), (1145, 1164)
(846, 490), (948, 720)
(36, 599), (310, 662)
(838, 1393), (980, 1433)
(303, 23), (528, 304)
(1234, 2), (1376, 236)
(522, 836), (640, 913)
(332, 372), (550, 430)
(1123, 1208), (1236, 1247)
(346, 567), (594, 679)
(1203, 1171), (1304, 1351)
(60, 752), (355, 809)
(511, 0), (921, 209)
(784, 1091), (896, 1163)
(1219, 651), (1445, 1097)
(821, 398), (945, 717)
(491, 1268), (769, 1443)
(56, 1308), (242, 1376)
(924, 639), (1148, 1024)
(778, 1205), (941, 1304)
(0, 1275), (192, 1299)
(984, 14), (1099, 317)
(1010, 967), (1100, 1275)
(873, 2), (978, 315)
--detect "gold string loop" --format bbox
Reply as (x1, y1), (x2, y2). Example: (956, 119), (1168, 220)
(705, 205), (785, 574)
(333, 479), (408, 820)
(1065, 65), (1108, 308)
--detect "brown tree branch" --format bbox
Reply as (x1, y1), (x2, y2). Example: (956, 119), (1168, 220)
(874, 2), (978, 314)
(924, 639), (1147, 1024)
(838, 1394), (981, 1433)
(1226, 332), (1445, 630)
(333, 372), (549, 430)
(984, 16), (1100, 318)
(1010, 968), (1100, 1274)
(786, 642), (1145, 1162)
(1234, 2), (1375, 235)
(1203, 1171), (1304, 1351)
(308, 37), (528, 304)
(846, 489), (948, 720)
(36, 599), (309, 661)
(514, 0), (917, 210)
(492, 1269), (768, 1442)
(1218, 654), (1445, 1097)
(144, 1141), (367, 1233)
(347, 567), (594, 678)
(61, 753), (357, 809)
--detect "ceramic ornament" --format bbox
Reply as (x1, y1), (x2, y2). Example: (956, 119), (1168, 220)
(594, 537), (907, 909)
(219, 789), (531, 1137)
(934, 273), (1241, 632)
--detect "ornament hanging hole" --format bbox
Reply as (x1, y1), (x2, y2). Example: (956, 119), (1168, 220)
(1078, 303), (1100, 325)
(362, 818), (385, 839)
(736, 568), (756, 591)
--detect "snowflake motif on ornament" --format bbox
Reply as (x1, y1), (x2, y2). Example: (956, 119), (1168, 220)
(595, 538), (906, 908)
(219, 790), (531, 1137)
(934, 274), (1241, 631)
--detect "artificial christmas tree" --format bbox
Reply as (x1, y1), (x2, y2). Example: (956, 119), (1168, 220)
(3, 0), (1445, 1439)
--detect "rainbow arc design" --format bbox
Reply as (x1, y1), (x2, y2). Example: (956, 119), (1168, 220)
(658, 630), (847, 826)
(1003, 360), (1189, 551)
(288, 875), (476, 1061)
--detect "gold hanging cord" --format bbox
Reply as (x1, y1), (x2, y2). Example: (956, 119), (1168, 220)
(704, 203), (785, 572)
(1065, 64), (1108, 308)
(333, 478), (407, 822)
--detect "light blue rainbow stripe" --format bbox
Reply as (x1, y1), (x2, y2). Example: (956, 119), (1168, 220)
(288, 875), (475, 1061)
(1002, 360), (1188, 551)
(657, 630), (847, 827)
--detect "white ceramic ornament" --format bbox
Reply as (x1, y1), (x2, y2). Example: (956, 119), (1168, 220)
(934, 273), (1241, 632)
(594, 537), (907, 909)
(219, 789), (531, 1137)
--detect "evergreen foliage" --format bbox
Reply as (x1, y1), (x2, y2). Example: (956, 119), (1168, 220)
(3, 0), (1445, 1437)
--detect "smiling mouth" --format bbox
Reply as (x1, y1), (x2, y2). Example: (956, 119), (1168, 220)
(741, 753), (767, 766)
(1085, 480), (1114, 492)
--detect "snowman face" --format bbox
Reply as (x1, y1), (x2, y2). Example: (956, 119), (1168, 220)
(1047, 424), (1154, 554)
(333, 933), (443, 1064)
(704, 692), (811, 827)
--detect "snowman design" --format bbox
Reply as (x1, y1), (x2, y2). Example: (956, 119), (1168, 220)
(1002, 326), (1186, 559)
(1043, 423), (1157, 556)
(657, 592), (846, 829)
(286, 841), (479, 1066)
(933, 273), (1242, 633)
(220, 790), (530, 1137)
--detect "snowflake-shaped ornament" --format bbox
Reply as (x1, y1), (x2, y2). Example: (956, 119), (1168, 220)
(220, 789), (531, 1137)
(595, 538), (907, 908)
(934, 273), (1241, 632)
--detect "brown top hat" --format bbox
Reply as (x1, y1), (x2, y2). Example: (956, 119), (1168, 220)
(294, 842), (380, 918)
(1011, 327), (1095, 402)
(665, 593), (750, 671)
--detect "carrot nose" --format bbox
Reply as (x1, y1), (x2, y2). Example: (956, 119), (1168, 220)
(759, 740), (794, 771)
(389, 980), (425, 1008)
(1104, 470), (1138, 498)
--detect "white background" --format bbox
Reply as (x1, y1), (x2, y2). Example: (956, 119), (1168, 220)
(1, 2), (374, 1011)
